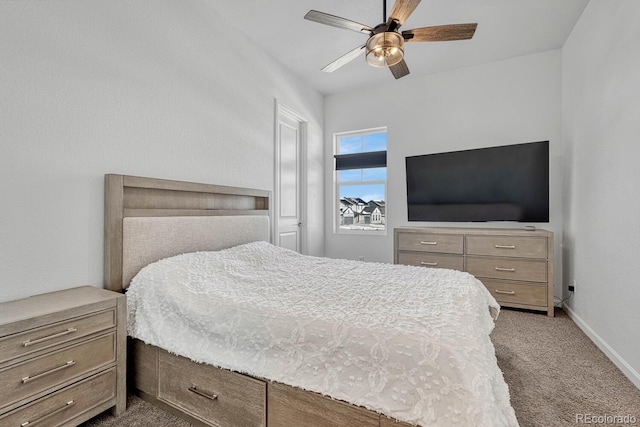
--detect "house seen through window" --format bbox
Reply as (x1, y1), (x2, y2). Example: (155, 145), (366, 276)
(335, 128), (387, 233)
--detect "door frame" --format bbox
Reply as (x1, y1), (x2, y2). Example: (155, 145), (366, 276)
(274, 100), (308, 254)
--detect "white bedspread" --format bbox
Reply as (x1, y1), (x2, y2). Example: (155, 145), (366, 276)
(127, 241), (518, 426)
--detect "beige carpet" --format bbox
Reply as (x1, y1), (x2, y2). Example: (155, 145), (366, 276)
(492, 308), (639, 426)
(82, 308), (640, 427)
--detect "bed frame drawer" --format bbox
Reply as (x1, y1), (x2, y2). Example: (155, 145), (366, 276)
(481, 280), (548, 307)
(268, 382), (379, 427)
(158, 350), (266, 427)
(0, 333), (116, 409)
(0, 368), (116, 427)
(396, 252), (464, 270)
(0, 309), (116, 365)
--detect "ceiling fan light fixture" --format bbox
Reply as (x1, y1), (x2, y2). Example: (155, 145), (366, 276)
(366, 31), (404, 67)
(304, 1), (477, 79)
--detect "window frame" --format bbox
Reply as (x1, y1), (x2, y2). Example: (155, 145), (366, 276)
(333, 127), (388, 236)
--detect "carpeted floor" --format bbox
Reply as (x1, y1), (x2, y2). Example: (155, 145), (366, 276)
(492, 308), (639, 426)
(82, 308), (640, 426)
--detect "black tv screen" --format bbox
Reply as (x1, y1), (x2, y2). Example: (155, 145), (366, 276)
(406, 141), (549, 222)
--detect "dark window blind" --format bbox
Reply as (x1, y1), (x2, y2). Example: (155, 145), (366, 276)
(334, 150), (387, 171)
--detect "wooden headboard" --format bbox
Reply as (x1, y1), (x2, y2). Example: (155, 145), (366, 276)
(104, 174), (271, 293)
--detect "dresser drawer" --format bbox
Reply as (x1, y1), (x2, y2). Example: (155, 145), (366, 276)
(0, 309), (116, 365)
(466, 235), (548, 259)
(466, 257), (547, 283)
(397, 233), (463, 254)
(397, 252), (464, 271)
(481, 280), (547, 307)
(158, 351), (266, 427)
(0, 368), (116, 426)
(0, 333), (116, 408)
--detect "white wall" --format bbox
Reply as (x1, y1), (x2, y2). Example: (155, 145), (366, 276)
(562, 0), (640, 387)
(325, 51), (563, 300)
(0, 0), (324, 302)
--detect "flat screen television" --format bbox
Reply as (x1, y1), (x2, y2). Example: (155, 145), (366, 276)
(406, 141), (549, 222)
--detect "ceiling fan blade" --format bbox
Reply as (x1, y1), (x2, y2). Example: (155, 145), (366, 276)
(388, 0), (421, 28)
(304, 10), (372, 34)
(389, 59), (410, 79)
(403, 23), (477, 42)
(322, 44), (367, 73)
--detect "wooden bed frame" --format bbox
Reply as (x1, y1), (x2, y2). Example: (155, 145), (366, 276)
(103, 174), (408, 427)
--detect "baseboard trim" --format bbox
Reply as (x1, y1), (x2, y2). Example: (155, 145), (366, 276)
(564, 304), (640, 389)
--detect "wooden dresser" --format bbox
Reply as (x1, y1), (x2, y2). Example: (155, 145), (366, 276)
(394, 227), (554, 317)
(0, 286), (126, 426)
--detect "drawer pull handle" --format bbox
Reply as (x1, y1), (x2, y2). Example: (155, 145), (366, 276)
(20, 400), (75, 426)
(495, 290), (516, 295)
(22, 360), (76, 384)
(495, 244), (516, 249)
(22, 328), (78, 347)
(495, 267), (516, 272)
(188, 385), (218, 401)
(420, 262), (438, 266)
(420, 241), (437, 245)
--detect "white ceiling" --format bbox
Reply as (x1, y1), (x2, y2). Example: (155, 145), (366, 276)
(210, 0), (590, 95)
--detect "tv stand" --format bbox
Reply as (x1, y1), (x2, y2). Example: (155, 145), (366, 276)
(394, 227), (554, 317)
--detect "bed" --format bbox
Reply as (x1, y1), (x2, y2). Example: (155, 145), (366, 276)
(104, 174), (518, 427)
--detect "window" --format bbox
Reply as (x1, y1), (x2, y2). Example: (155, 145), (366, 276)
(334, 128), (387, 233)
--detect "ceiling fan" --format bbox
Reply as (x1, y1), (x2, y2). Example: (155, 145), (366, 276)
(304, 0), (477, 79)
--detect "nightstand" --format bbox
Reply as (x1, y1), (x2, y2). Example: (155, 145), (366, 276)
(0, 286), (126, 425)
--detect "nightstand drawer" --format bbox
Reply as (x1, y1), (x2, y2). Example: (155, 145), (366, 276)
(481, 280), (547, 307)
(397, 252), (464, 271)
(0, 309), (116, 365)
(466, 235), (548, 259)
(158, 351), (266, 427)
(466, 256), (547, 283)
(397, 233), (463, 254)
(0, 333), (115, 409)
(0, 368), (116, 426)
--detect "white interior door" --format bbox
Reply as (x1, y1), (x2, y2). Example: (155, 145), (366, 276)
(275, 102), (306, 253)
